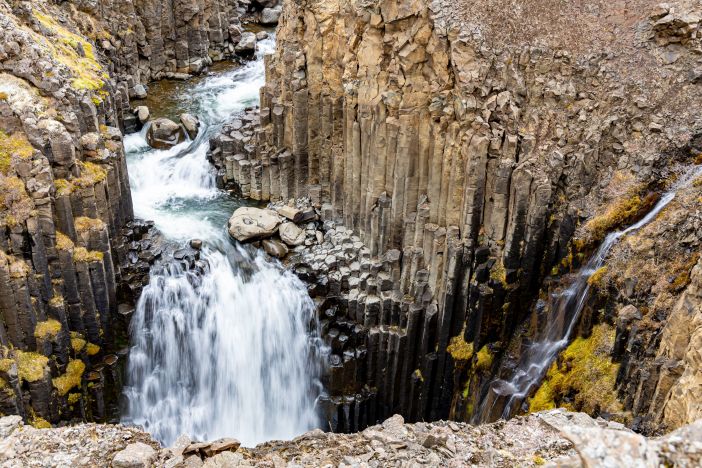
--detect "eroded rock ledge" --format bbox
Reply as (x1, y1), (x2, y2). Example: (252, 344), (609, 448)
(1, 409), (701, 467)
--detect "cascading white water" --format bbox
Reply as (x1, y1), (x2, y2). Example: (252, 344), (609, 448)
(477, 165), (702, 422)
(121, 37), (322, 447)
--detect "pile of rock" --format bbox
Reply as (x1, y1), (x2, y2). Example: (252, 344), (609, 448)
(125, 109), (201, 149)
(227, 199), (322, 259)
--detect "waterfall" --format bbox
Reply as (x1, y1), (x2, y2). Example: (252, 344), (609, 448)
(121, 36), (323, 447)
(476, 165), (702, 422)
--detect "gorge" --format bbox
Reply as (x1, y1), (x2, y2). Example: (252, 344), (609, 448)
(0, 0), (702, 466)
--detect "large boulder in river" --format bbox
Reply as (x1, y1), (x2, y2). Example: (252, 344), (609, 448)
(261, 7), (282, 25)
(228, 207), (280, 242)
(146, 118), (186, 150)
(180, 113), (200, 139)
(235, 32), (257, 55)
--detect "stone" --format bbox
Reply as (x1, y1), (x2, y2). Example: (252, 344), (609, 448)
(261, 7), (282, 25)
(134, 106), (150, 124)
(202, 438), (241, 457)
(180, 113), (200, 139)
(235, 32), (256, 55)
(227, 207), (281, 242)
(256, 31), (269, 41)
(111, 442), (156, 468)
(190, 239), (203, 250)
(146, 118), (186, 150)
(276, 205), (303, 222)
(132, 84), (147, 99)
(279, 222), (306, 246)
(263, 238), (289, 258)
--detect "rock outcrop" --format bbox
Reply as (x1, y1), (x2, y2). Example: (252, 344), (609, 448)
(209, 0), (702, 432)
(1, 410), (701, 467)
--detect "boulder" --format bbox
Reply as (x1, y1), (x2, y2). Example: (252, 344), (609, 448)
(279, 222), (306, 246)
(228, 207), (280, 242)
(261, 7), (282, 25)
(276, 205), (303, 222)
(131, 84), (147, 100)
(146, 118), (186, 150)
(262, 239), (289, 258)
(256, 31), (269, 41)
(180, 113), (200, 139)
(134, 106), (150, 124)
(111, 442), (156, 468)
(235, 32), (257, 55)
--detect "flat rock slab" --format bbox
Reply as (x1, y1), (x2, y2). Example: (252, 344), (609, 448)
(228, 207), (281, 242)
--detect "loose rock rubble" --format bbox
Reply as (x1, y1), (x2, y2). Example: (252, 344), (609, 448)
(2, 410), (701, 467)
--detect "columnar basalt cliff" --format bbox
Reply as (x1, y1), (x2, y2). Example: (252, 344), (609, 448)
(210, 0), (702, 433)
(0, 0), (258, 426)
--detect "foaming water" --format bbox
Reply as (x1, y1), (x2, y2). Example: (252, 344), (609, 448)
(122, 36), (323, 447)
(475, 165), (702, 422)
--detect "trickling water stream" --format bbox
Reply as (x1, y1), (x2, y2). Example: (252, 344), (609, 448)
(121, 37), (322, 447)
(477, 165), (702, 422)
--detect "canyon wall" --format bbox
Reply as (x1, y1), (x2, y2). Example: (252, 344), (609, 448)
(0, 0), (246, 426)
(211, 0), (702, 432)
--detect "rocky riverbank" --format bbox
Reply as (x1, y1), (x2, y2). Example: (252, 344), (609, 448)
(1, 409), (701, 467)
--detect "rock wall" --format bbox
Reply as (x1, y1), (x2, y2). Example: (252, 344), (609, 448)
(0, 0), (249, 426)
(210, 0), (702, 431)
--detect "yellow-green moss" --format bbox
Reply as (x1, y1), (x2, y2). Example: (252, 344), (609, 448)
(70, 332), (87, 353)
(34, 319), (62, 340)
(73, 161), (107, 188)
(587, 266), (609, 289)
(52, 359), (85, 396)
(447, 335), (474, 361)
(54, 179), (75, 196)
(534, 455), (546, 466)
(85, 343), (100, 356)
(67, 392), (81, 405)
(31, 417), (51, 429)
(581, 188), (656, 245)
(0, 358), (14, 373)
(475, 346), (494, 371)
(33, 10), (107, 92)
(74, 216), (105, 233)
(528, 324), (622, 415)
(16, 351), (49, 383)
(48, 295), (65, 308)
(412, 369), (424, 382)
(490, 259), (507, 286)
(0, 130), (34, 175)
(0, 92), (8, 101)
(0, 176), (33, 228)
(669, 253), (700, 292)
(55, 232), (74, 251)
(73, 247), (104, 263)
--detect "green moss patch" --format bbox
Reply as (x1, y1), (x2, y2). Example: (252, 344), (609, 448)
(447, 335), (474, 361)
(73, 247), (104, 263)
(55, 232), (74, 251)
(34, 319), (62, 340)
(74, 216), (105, 233)
(529, 324), (622, 415)
(52, 359), (85, 396)
(0, 130), (34, 175)
(16, 351), (49, 383)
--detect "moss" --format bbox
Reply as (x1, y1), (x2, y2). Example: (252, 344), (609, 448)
(0, 130), (34, 175)
(70, 333), (87, 353)
(52, 359), (85, 396)
(447, 335), (474, 361)
(528, 324), (622, 415)
(0, 176), (33, 228)
(412, 369), (424, 382)
(54, 179), (75, 196)
(31, 417), (51, 429)
(490, 259), (507, 286)
(669, 253), (700, 292)
(73, 247), (103, 263)
(74, 216), (105, 233)
(475, 346), (493, 371)
(73, 161), (107, 188)
(48, 295), (64, 308)
(55, 232), (75, 251)
(34, 319), (62, 340)
(32, 10), (106, 92)
(0, 358), (14, 373)
(0, 92), (8, 100)
(67, 392), (81, 405)
(580, 187), (657, 246)
(16, 351), (49, 383)
(587, 266), (609, 289)
(534, 455), (546, 466)
(85, 343), (100, 356)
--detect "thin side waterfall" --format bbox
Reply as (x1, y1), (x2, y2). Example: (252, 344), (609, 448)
(476, 165), (702, 422)
(121, 36), (323, 447)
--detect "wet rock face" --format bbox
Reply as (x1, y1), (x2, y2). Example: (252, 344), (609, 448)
(209, 0), (702, 432)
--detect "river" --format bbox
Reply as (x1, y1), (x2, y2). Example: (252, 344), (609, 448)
(120, 36), (322, 447)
